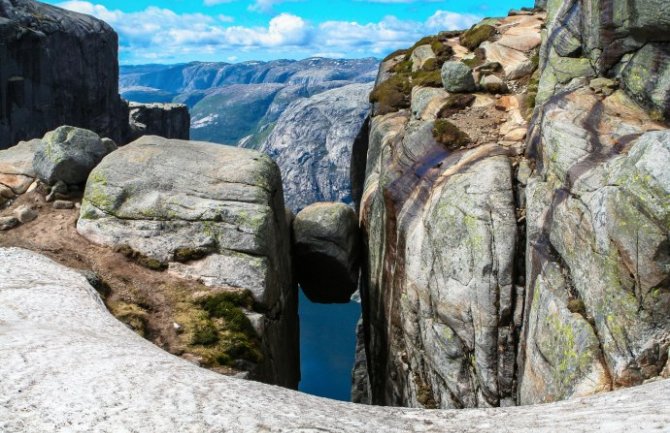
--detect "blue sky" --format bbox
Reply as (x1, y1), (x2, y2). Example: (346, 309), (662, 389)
(43, 0), (533, 64)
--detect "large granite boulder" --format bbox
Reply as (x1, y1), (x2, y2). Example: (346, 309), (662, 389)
(2, 247), (670, 432)
(76, 136), (298, 388)
(441, 61), (476, 93)
(0, 0), (128, 149)
(259, 83), (372, 212)
(293, 202), (360, 303)
(128, 102), (191, 142)
(33, 126), (116, 186)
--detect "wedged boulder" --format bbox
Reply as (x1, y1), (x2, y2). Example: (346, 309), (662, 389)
(441, 61), (476, 93)
(3, 247), (670, 432)
(76, 135), (298, 388)
(33, 126), (116, 186)
(293, 202), (360, 303)
(0, 0), (128, 149)
(128, 102), (191, 142)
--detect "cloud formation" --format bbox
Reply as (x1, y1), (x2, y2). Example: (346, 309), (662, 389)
(57, 1), (481, 63)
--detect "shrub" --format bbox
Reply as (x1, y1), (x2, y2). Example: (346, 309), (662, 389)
(369, 74), (412, 115)
(412, 69), (443, 87)
(460, 24), (496, 51)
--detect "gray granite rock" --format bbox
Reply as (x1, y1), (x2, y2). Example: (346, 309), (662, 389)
(77, 135), (298, 388)
(441, 61), (476, 93)
(33, 126), (115, 186)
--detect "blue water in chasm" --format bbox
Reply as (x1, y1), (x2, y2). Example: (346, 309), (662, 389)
(298, 290), (361, 401)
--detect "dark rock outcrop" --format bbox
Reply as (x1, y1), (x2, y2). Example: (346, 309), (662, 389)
(0, 0), (128, 149)
(128, 102), (190, 142)
(293, 202), (360, 303)
(33, 126), (116, 186)
(0, 0), (192, 150)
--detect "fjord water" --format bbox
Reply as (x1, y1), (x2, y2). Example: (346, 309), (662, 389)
(298, 290), (361, 401)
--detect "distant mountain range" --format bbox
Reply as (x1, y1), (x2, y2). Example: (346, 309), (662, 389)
(120, 58), (378, 149)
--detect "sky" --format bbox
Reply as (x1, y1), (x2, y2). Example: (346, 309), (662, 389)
(42, 0), (533, 64)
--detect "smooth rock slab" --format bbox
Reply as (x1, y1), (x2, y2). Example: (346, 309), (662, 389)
(1, 247), (670, 432)
(293, 202), (360, 303)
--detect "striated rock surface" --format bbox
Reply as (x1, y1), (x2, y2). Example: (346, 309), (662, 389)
(293, 202), (360, 303)
(0, 0), (128, 149)
(260, 83), (372, 212)
(2, 247), (670, 432)
(518, 0), (670, 404)
(76, 136), (298, 388)
(356, 11), (542, 409)
(356, 0), (670, 412)
(33, 126), (116, 186)
(128, 102), (190, 141)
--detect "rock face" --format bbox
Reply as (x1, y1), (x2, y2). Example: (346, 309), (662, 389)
(293, 202), (360, 303)
(0, 0), (128, 149)
(519, 0), (670, 404)
(128, 102), (190, 141)
(76, 136), (298, 388)
(2, 247), (670, 432)
(32, 126), (116, 186)
(260, 83), (373, 212)
(356, 12), (542, 409)
(356, 1), (670, 412)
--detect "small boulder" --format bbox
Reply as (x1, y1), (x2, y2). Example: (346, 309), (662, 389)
(13, 205), (38, 223)
(0, 216), (19, 231)
(441, 61), (476, 93)
(293, 202), (360, 304)
(33, 126), (117, 186)
(53, 200), (75, 210)
(480, 74), (509, 94)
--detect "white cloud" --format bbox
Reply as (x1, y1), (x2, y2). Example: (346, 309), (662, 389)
(425, 10), (481, 31)
(56, 1), (480, 63)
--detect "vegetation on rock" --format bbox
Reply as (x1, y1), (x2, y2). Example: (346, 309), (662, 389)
(460, 24), (496, 51)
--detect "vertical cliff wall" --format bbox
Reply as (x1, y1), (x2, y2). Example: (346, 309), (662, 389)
(518, 0), (670, 404)
(0, 0), (128, 148)
(357, 1), (670, 409)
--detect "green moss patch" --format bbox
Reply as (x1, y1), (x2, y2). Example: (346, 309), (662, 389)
(460, 24), (496, 51)
(433, 120), (471, 149)
(370, 74), (412, 115)
(109, 301), (149, 337)
(173, 288), (262, 368)
(411, 69), (443, 87)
